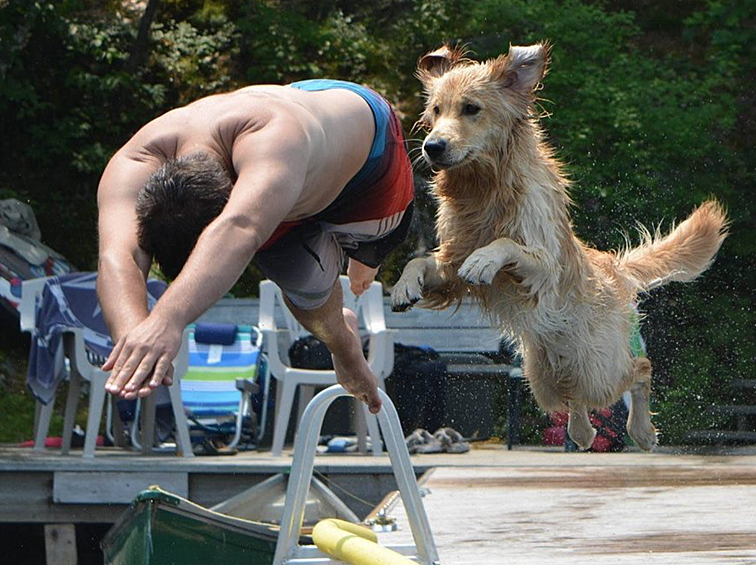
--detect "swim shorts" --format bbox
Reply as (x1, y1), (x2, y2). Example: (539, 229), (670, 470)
(253, 79), (414, 310)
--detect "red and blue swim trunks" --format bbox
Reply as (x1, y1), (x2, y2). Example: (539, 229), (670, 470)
(253, 79), (414, 309)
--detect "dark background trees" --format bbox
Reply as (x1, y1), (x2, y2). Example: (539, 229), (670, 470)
(1, 0), (753, 443)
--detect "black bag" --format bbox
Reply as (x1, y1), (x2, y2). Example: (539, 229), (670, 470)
(288, 334), (374, 370)
(287, 338), (449, 435)
(385, 343), (448, 435)
(288, 335), (334, 370)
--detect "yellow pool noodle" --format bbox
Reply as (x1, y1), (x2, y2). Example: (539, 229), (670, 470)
(312, 519), (414, 565)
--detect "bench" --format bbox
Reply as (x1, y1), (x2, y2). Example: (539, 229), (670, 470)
(200, 296), (524, 449)
(384, 300), (523, 448)
(686, 379), (756, 444)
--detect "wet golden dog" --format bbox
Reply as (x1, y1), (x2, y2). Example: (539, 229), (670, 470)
(391, 43), (728, 451)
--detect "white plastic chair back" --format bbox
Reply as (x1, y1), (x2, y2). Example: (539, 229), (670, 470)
(19, 277), (51, 333)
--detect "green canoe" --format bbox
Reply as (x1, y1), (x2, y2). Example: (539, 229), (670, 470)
(101, 487), (281, 565)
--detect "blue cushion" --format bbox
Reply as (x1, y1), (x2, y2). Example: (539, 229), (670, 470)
(194, 322), (238, 346)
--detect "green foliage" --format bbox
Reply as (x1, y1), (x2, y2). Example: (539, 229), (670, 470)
(0, 346), (65, 443)
(0, 0), (241, 265)
(150, 16), (239, 104)
(235, 4), (388, 86)
(0, 390), (40, 444)
(651, 282), (756, 444)
(0, 0), (753, 445)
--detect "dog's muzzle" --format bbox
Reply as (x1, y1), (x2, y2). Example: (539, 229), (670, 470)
(423, 138), (447, 160)
(423, 138), (467, 169)
(424, 136), (454, 166)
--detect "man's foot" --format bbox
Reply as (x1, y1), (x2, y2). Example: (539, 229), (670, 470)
(330, 308), (382, 414)
(347, 258), (379, 296)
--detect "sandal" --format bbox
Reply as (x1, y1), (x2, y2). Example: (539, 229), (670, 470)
(405, 428), (443, 454)
(434, 427), (470, 454)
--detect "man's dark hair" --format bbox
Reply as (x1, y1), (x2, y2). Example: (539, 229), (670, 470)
(136, 152), (232, 279)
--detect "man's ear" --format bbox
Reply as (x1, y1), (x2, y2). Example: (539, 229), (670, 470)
(491, 42), (551, 95)
(416, 44), (468, 86)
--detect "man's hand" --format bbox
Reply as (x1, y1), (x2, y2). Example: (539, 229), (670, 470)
(103, 314), (183, 400)
(347, 258), (379, 297)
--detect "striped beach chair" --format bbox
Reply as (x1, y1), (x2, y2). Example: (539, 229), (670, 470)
(180, 322), (265, 452)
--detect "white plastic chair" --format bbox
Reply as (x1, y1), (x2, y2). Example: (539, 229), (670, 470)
(259, 276), (393, 457)
(19, 277), (57, 452)
(20, 277), (194, 458)
(65, 326), (194, 458)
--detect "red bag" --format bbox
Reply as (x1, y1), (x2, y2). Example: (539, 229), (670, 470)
(545, 401), (628, 452)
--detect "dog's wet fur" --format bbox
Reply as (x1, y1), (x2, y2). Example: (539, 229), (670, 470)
(391, 43), (728, 451)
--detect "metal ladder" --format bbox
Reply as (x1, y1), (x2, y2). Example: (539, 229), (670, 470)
(272, 385), (440, 564)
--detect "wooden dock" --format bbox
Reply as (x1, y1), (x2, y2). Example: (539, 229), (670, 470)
(379, 445), (756, 564)
(3, 443), (756, 563)
(0, 445), (409, 524)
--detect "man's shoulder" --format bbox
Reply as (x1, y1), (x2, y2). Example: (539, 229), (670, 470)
(232, 113), (311, 168)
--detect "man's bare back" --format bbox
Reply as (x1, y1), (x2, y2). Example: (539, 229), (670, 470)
(123, 85), (375, 222)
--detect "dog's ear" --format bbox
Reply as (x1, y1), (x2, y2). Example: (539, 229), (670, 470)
(417, 44), (467, 86)
(492, 42), (551, 95)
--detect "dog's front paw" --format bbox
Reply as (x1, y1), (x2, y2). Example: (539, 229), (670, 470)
(458, 248), (505, 285)
(390, 275), (423, 312)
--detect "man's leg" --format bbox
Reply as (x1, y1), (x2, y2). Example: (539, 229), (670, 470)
(283, 281), (382, 414)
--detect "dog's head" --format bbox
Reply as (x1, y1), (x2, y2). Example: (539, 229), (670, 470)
(417, 42), (550, 170)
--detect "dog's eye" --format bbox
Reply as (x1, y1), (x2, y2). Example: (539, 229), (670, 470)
(433, 105), (440, 115)
(462, 103), (481, 116)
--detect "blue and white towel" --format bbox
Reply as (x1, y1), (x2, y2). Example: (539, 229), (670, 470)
(27, 272), (166, 404)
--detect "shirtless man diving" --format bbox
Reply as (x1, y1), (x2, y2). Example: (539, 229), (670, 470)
(97, 79), (414, 414)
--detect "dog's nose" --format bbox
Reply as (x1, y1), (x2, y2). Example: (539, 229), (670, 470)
(423, 138), (447, 159)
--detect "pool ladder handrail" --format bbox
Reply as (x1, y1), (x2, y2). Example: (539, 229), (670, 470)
(272, 385), (440, 564)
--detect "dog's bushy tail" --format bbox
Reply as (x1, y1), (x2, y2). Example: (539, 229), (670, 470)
(618, 200), (728, 292)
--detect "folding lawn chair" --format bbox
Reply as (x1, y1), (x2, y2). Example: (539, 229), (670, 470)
(178, 322), (267, 453)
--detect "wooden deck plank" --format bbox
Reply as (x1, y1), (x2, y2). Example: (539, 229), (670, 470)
(53, 471), (188, 503)
(0, 445), (409, 523)
(381, 463), (756, 564)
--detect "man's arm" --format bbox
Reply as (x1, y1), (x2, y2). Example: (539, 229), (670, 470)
(103, 119), (310, 399)
(96, 150), (158, 343)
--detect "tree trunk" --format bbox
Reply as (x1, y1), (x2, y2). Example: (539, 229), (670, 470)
(124, 0), (161, 74)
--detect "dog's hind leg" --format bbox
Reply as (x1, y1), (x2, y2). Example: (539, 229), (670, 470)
(626, 357), (657, 452)
(567, 404), (596, 450)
